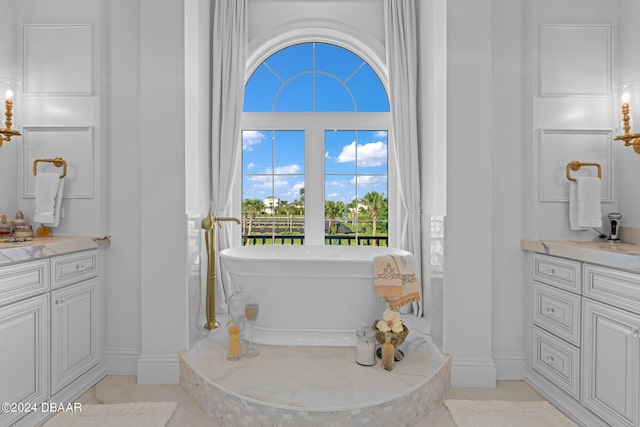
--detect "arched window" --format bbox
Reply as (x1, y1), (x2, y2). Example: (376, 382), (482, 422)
(241, 42), (391, 246)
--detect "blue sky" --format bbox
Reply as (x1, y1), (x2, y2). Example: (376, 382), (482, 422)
(242, 43), (389, 205)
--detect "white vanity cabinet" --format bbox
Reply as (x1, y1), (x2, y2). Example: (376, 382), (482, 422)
(0, 242), (106, 427)
(581, 265), (640, 427)
(50, 250), (101, 396)
(525, 248), (640, 427)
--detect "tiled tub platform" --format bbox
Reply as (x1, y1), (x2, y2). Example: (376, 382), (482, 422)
(180, 327), (451, 427)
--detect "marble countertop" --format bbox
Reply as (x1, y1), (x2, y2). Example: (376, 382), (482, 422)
(521, 239), (640, 272)
(0, 235), (110, 266)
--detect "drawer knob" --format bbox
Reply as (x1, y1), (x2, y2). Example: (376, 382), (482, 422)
(55, 299), (65, 307)
(633, 329), (640, 339)
(76, 264), (85, 271)
(546, 307), (555, 314)
(544, 355), (554, 363)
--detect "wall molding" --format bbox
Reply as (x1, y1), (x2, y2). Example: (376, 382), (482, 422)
(22, 126), (96, 199)
(22, 24), (95, 96)
(538, 24), (612, 98)
(537, 129), (613, 202)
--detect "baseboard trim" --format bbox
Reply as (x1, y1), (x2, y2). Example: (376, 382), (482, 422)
(451, 357), (496, 387)
(105, 347), (140, 375)
(493, 352), (526, 380)
(137, 352), (180, 384)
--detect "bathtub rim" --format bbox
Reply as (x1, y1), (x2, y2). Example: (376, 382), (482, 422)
(219, 244), (412, 262)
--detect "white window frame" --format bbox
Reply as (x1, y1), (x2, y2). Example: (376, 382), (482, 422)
(241, 112), (395, 246)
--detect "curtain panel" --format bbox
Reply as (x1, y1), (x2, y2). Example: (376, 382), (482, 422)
(385, 0), (424, 315)
(210, 0), (247, 310)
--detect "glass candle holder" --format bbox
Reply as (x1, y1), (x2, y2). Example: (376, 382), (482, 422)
(355, 326), (376, 366)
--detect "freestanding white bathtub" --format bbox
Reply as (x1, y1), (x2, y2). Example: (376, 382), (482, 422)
(219, 244), (412, 347)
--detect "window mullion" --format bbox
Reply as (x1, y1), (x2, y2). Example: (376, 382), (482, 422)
(305, 122), (324, 245)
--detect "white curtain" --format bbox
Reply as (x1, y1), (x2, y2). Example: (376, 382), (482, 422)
(385, 0), (424, 316)
(210, 0), (247, 310)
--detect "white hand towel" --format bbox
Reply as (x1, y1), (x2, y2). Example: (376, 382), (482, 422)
(569, 176), (601, 230)
(34, 173), (64, 226)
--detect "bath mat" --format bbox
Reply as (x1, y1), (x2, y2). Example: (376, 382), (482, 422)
(444, 399), (577, 427)
(43, 401), (178, 427)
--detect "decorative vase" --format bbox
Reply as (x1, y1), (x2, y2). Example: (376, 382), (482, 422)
(373, 321), (409, 363)
(372, 321), (409, 347)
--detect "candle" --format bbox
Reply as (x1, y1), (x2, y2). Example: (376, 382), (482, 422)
(226, 320), (242, 361)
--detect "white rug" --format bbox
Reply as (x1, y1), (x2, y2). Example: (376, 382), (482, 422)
(444, 400), (578, 427)
(43, 401), (178, 427)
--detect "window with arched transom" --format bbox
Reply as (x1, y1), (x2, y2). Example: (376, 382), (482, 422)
(241, 42), (391, 246)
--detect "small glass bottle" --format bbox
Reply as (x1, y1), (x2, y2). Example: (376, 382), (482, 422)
(381, 332), (395, 371)
(0, 215), (12, 238)
(226, 319), (242, 361)
(355, 326), (376, 366)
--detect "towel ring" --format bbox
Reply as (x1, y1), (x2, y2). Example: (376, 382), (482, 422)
(33, 157), (67, 179)
(566, 160), (601, 182)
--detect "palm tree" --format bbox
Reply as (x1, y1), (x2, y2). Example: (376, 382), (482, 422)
(361, 191), (385, 245)
(242, 198), (264, 238)
(282, 203), (297, 232)
(324, 201), (344, 234)
(347, 199), (360, 227)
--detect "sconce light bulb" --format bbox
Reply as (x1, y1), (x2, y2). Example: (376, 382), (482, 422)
(5, 89), (12, 100)
(622, 92), (631, 104)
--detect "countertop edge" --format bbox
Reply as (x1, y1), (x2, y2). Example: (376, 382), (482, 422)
(521, 238), (640, 273)
(0, 236), (110, 266)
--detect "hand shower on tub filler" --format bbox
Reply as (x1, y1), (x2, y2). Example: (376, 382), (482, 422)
(608, 212), (622, 242)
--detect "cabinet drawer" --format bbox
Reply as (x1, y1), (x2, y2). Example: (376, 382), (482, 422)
(533, 254), (581, 294)
(532, 281), (581, 346)
(51, 250), (98, 289)
(531, 325), (580, 400)
(0, 259), (50, 306)
(583, 264), (640, 315)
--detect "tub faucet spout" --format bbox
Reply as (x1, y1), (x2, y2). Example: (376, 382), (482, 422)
(214, 216), (241, 227)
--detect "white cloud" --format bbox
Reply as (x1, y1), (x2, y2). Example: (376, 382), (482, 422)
(246, 162), (255, 170)
(337, 141), (387, 167)
(374, 131), (388, 139)
(272, 164), (301, 174)
(292, 181), (305, 195)
(243, 131), (266, 151)
(247, 175), (290, 189)
(355, 175), (387, 187)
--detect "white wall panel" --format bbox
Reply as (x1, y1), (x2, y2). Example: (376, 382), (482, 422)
(22, 127), (95, 198)
(537, 98), (613, 130)
(23, 25), (93, 95)
(20, 96), (97, 127)
(538, 129), (612, 202)
(539, 25), (612, 97)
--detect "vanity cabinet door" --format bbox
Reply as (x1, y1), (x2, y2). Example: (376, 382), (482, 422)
(0, 295), (49, 426)
(582, 299), (640, 427)
(51, 278), (100, 394)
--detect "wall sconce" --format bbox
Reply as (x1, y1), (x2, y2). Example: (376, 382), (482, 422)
(0, 77), (21, 148)
(614, 81), (640, 154)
